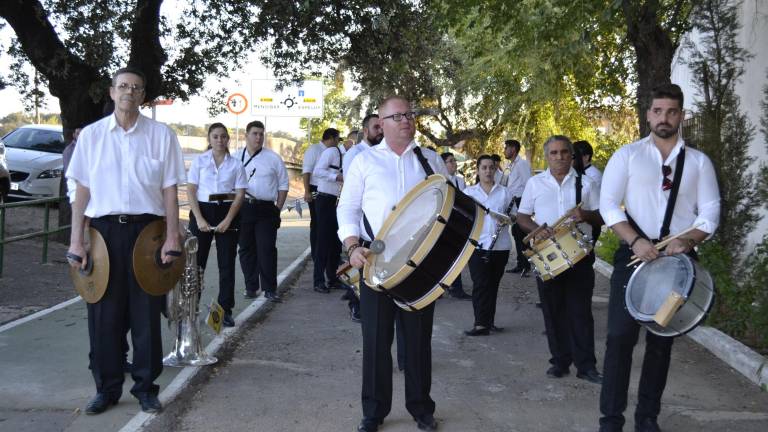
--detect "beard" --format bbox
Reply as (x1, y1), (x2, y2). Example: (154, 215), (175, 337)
(368, 133), (384, 145)
(652, 123), (677, 139)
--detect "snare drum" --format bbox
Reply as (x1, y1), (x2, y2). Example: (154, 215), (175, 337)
(524, 218), (593, 281)
(363, 174), (485, 311)
(625, 254), (715, 337)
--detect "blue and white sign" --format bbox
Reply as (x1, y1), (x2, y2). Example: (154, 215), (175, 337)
(250, 79), (324, 118)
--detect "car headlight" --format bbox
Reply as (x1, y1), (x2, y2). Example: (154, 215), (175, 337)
(38, 168), (63, 179)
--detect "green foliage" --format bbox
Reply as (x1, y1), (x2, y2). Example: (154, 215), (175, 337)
(297, 72), (354, 154)
(595, 229), (620, 265)
(0, 112), (61, 137)
(758, 70), (768, 207)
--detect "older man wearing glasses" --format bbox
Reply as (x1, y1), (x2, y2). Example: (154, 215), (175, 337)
(338, 96), (448, 432)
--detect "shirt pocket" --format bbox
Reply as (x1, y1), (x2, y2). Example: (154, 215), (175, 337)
(134, 155), (163, 188)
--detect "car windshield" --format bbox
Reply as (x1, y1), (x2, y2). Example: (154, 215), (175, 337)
(1, 128), (65, 154)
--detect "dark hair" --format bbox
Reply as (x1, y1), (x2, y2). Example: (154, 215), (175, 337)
(476, 154), (494, 168)
(504, 139), (521, 151)
(111, 67), (146, 87)
(491, 154), (501, 162)
(322, 128), (340, 141)
(245, 120), (265, 133)
(440, 152), (454, 162)
(650, 83), (684, 109)
(208, 122), (229, 137)
(573, 140), (593, 159)
(362, 113), (379, 128)
(347, 130), (359, 138)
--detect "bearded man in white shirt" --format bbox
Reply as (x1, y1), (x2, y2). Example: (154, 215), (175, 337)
(338, 96), (448, 432)
(598, 84), (720, 432)
(517, 135), (603, 385)
(67, 67), (186, 415)
(341, 114), (383, 176)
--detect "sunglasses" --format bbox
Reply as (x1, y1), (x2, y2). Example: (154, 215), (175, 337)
(662, 165), (672, 191)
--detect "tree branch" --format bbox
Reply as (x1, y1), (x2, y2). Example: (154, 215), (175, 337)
(128, 0), (166, 101)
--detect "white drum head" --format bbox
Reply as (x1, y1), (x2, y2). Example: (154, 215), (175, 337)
(625, 254), (694, 322)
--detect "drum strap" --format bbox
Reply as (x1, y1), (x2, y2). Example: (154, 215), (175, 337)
(412, 146), (435, 178)
(660, 147), (685, 239)
(362, 213), (375, 240)
(329, 146), (343, 171)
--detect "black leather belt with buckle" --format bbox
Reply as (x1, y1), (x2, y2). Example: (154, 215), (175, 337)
(98, 214), (162, 224)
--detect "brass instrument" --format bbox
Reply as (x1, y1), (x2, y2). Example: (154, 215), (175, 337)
(481, 200), (517, 262)
(163, 232), (217, 367)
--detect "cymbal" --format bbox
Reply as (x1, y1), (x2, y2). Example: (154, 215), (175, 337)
(70, 228), (109, 304)
(132, 220), (185, 296)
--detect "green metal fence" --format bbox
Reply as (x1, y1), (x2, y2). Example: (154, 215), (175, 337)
(0, 196), (69, 278)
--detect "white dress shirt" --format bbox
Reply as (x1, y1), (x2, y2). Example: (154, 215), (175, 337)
(519, 167), (600, 235)
(600, 135), (720, 239)
(337, 139), (449, 242)
(313, 145), (343, 196)
(234, 146), (289, 201)
(448, 174), (466, 191)
(342, 141), (373, 176)
(66, 113), (186, 217)
(504, 155), (532, 197)
(302, 142), (325, 186)
(464, 183), (515, 250)
(187, 150), (248, 202)
(584, 164), (603, 188)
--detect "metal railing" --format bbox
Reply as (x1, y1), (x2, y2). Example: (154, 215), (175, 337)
(0, 196), (69, 278)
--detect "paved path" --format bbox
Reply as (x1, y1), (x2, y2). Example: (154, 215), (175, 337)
(0, 216), (310, 432)
(143, 261), (768, 432)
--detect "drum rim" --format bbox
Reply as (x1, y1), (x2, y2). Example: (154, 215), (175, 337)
(625, 253), (694, 321)
(363, 174), (454, 289)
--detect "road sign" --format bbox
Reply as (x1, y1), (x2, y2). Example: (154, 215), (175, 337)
(226, 93), (248, 115)
(153, 99), (174, 106)
(250, 79), (323, 118)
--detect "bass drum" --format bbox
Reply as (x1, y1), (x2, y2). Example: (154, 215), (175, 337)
(625, 254), (715, 337)
(363, 174), (485, 311)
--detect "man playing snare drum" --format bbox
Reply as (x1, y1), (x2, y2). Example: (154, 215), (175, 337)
(598, 84), (720, 432)
(516, 135), (603, 385)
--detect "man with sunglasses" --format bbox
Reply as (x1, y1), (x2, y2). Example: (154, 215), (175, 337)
(67, 67), (186, 415)
(338, 96), (448, 432)
(598, 84), (720, 432)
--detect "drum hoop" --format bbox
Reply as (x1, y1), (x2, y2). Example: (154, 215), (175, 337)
(625, 253), (695, 321)
(364, 175), (454, 289)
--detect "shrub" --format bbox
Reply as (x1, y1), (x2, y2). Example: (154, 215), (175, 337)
(595, 229), (619, 265)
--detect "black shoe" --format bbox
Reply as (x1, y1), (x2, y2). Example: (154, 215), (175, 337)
(85, 393), (119, 415)
(222, 313), (235, 327)
(599, 425), (622, 432)
(489, 325), (504, 333)
(450, 291), (472, 300)
(244, 290), (259, 299)
(265, 292), (283, 303)
(635, 417), (661, 432)
(415, 414), (438, 431)
(357, 418), (382, 432)
(577, 368), (603, 384)
(464, 326), (490, 336)
(328, 281), (345, 290)
(136, 393), (162, 414)
(350, 309), (361, 323)
(546, 365), (570, 378)
(341, 290), (354, 301)
(313, 285), (330, 293)
(123, 360), (132, 374)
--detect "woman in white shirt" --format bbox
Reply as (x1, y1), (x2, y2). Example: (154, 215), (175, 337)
(187, 123), (248, 327)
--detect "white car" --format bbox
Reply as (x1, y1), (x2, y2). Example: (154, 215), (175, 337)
(1, 124), (65, 199)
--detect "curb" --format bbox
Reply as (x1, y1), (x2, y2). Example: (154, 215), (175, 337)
(594, 257), (768, 390)
(119, 247), (312, 432)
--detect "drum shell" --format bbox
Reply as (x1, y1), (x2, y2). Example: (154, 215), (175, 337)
(625, 254), (715, 337)
(525, 221), (592, 281)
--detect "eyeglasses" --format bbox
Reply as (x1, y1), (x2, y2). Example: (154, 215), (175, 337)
(114, 83), (145, 92)
(662, 165), (672, 191)
(382, 111), (417, 122)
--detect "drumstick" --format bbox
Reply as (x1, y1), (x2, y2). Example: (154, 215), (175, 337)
(522, 203), (584, 245)
(522, 223), (548, 245)
(625, 224), (704, 267)
(335, 240), (386, 277)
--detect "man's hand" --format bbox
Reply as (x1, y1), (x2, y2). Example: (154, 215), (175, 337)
(350, 246), (370, 268)
(631, 238), (659, 262)
(67, 242), (88, 270)
(336, 174), (344, 183)
(304, 191), (313, 203)
(533, 226), (555, 243)
(161, 234), (182, 264)
(665, 238), (694, 255)
(572, 207), (586, 224)
(216, 218), (232, 233)
(197, 217), (212, 232)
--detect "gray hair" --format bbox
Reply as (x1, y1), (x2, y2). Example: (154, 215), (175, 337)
(542, 135), (573, 157)
(111, 66), (146, 87)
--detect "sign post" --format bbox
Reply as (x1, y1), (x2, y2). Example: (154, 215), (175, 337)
(226, 93), (248, 151)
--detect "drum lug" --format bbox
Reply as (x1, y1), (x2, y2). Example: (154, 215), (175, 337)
(469, 239), (479, 247)
(436, 215), (447, 224)
(406, 260), (417, 268)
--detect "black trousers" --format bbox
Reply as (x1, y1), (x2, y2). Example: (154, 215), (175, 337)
(88, 216), (163, 398)
(600, 245), (675, 429)
(536, 254), (597, 373)
(360, 281), (435, 421)
(511, 223), (531, 270)
(313, 194), (341, 287)
(308, 185), (322, 286)
(238, 201), (280, 296)
(468, 249), (509, 327)
(189, 202), (240, 316)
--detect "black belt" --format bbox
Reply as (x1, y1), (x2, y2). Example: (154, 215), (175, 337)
(315, 192), (339, 199)
(245, 198), (274, 205)
(96, 214), (162, 224)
